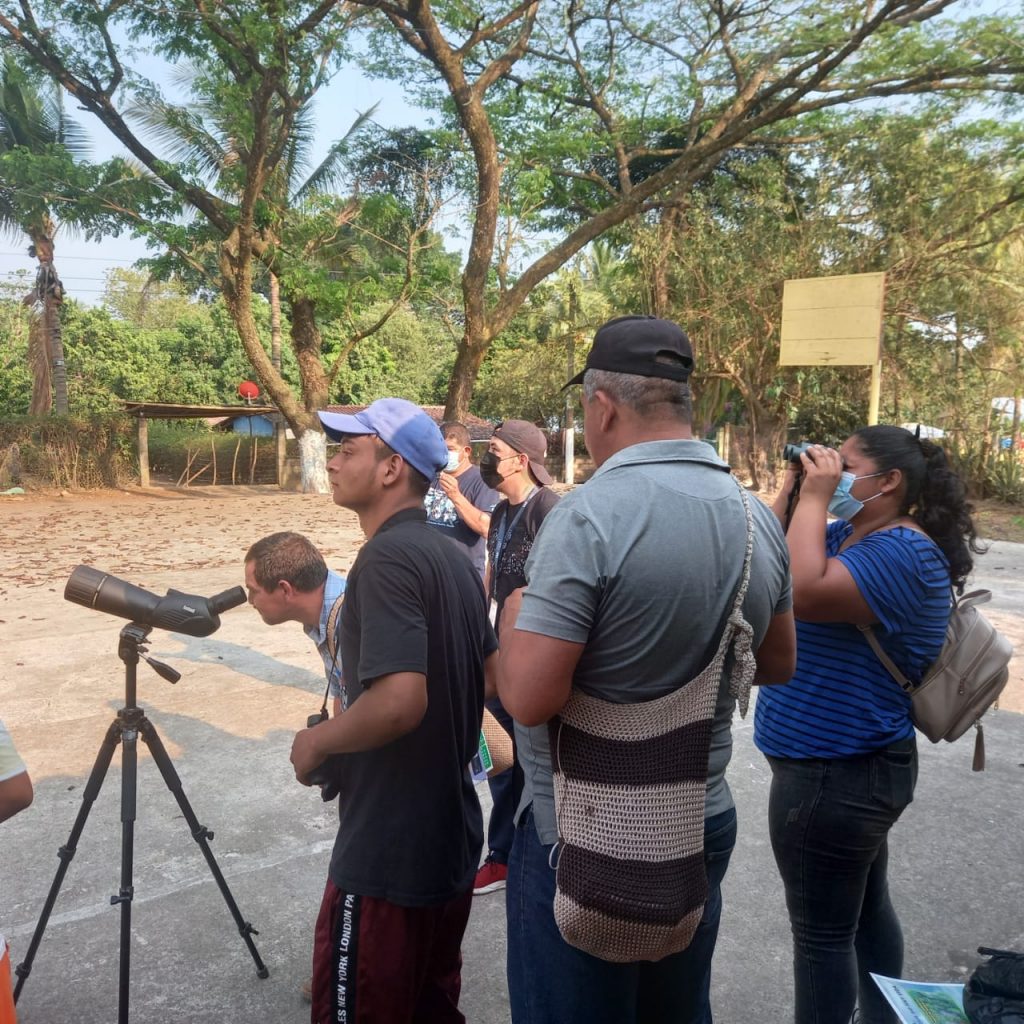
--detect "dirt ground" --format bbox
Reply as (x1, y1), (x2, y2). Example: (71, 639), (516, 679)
(2, 482), (1022, 722)
(0, 485), (365, 594)
(971, 499), (1024, 543)
(0, 486), (367, 782)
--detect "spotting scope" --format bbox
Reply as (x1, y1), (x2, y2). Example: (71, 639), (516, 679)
(65, 565), (246, 637)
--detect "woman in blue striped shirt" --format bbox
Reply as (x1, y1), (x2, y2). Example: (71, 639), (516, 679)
(754, 425), (981, 1024)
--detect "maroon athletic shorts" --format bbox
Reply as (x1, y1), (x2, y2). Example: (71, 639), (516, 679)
(311, 878), (473, 1023)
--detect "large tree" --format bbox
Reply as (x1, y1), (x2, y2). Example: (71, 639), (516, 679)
(0, 2), (448, 491)
(349, 0), (1024, 417)
(4, 1), (1024, 435)
(633, 110), (1024, 487)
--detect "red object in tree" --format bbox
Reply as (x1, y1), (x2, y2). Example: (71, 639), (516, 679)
(238, 381), (260, 400)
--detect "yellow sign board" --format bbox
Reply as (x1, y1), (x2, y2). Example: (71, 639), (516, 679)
(780, 272), (886, 366)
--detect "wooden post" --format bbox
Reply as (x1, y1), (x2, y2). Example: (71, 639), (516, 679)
(276, 420), (286, 488)
(868, 360), (882, 426)
(137, 414), (150, 488)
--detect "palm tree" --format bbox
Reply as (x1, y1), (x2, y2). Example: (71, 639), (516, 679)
(0, 56), (89, 414)
(125, 76), (402, 491)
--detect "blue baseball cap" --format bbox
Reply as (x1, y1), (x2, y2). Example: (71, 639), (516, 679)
(318, 399), (448, 480)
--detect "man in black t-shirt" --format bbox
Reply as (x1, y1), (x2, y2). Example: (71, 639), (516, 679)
(424, 420), (499, 579)
(290, 398), (497, 1024)
(474, 419), (559, 895)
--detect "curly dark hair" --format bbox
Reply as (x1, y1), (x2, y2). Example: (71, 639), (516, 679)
(852, 425), (984, 592)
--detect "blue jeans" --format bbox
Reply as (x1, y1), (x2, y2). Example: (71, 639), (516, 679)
(506, 804), (737, 1024)
(484, 698), (521, 864)
(767, 739), (918, 1024)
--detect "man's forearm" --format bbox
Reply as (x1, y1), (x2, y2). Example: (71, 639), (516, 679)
(310, 673), (427, 756)
(453, 494), (491, 539)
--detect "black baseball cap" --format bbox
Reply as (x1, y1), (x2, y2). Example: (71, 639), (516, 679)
(564, 315), (694, 389)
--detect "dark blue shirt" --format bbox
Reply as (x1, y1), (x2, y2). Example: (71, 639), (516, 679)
(424, 465), (498, 577)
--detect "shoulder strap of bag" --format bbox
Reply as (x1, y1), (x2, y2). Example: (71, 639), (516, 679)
(859, 586), (988, 692)
(325, 591), (345, 663)
(859, 623), (913, 692)
(728, 477), (756, 621)
(724, 477), (759, 716)
(317, 591), (346, 714)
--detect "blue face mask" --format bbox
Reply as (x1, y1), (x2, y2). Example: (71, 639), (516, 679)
(827, 471), (885, 521)
(444, 450), (461, 473)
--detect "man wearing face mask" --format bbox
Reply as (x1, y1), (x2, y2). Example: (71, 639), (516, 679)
(474, 420), (560, 895)
(424, 421), (499, 581)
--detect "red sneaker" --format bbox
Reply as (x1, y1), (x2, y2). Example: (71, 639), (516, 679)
(473, 859), (508, 895)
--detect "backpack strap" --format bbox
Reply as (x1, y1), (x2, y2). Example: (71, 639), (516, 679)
(859, 586), (982, 693)
(859, 623), (913, 692)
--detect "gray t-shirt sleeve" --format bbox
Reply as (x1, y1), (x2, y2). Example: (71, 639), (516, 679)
(516, 504), (600, 644)
(759, 507), (794, 617)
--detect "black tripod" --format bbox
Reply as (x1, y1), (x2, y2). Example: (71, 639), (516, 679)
(13, 623), (269, 1023)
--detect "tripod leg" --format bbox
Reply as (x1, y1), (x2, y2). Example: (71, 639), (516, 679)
(138, 717), (269, 979)
(115, 713), (139, 1024)
(14, 719), (123, 1003)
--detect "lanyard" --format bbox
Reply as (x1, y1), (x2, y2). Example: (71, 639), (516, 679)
(491, 486), (538, 591)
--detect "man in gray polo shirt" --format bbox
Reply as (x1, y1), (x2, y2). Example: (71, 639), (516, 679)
(497, 316), (795, 1024)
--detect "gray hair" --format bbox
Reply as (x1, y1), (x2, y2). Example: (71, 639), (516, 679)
(582, 368), (692, 421)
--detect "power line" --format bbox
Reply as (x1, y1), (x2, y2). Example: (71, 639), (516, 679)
(0, 251), (143, 263)
(2, 272), (110, 282)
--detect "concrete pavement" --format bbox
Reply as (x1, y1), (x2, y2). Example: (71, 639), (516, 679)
(3, 697), (1021, 1023)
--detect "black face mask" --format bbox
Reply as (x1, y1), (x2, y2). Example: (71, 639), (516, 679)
(479, 451), (507, 488)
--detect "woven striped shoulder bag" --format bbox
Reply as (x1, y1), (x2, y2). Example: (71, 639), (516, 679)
(549, 477), (757, 963)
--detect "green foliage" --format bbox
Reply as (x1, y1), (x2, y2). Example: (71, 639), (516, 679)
(985, 455), (1024, 505)
(0, 53), (92, 240)
(0, 412), (134, 488)
(0, 0), (456, 470)
(328, 303), (457, 404)
(4, 0), (1024, 434)
(786, 367), (879, 447)
(332, 338), (398, 404)
(474, 333), (568, 424)
(0, 292), (32, 413)
(0, 277), (297, 415)
(352, 0), (1024, 414)
(473, 261), (615, 425)
(602, 108), (1024, 486)
(61, 304), (173, 411)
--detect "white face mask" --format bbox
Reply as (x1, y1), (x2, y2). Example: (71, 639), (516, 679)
(445, 450), (461, 473)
